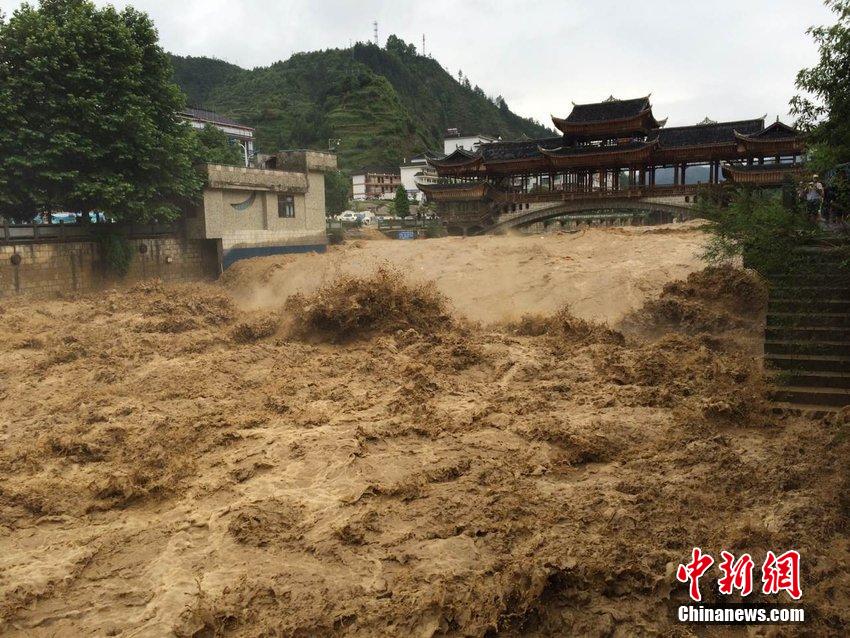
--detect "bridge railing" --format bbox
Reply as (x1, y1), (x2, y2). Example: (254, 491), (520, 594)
(490, 183), (706, 205)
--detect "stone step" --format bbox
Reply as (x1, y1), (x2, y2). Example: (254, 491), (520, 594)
(770, 402), (840, 417)
(769, 386), (850, 407)
(768, 274), (850, 287)
(769, 299), (850, 313)
(767, 312), (850, 328)
(765, 353), (850, 373)
(770, 286), (850, 300)
(783, 247), (850, 261)
(764, 340), (850, 357)
(765, 326), (850, 341)
(769, 369), (850, 389)
(768, 258), (850, 271)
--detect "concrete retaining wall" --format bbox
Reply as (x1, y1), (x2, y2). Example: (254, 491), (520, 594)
(0, 235), (218, 298)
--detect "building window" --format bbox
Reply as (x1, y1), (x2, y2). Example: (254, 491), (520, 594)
(278, 194), (295, 218)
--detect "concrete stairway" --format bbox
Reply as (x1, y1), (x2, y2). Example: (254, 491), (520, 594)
(766, 248), (850, 411)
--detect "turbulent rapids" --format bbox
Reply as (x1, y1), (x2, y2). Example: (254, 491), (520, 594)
(0, 227), (848, 637)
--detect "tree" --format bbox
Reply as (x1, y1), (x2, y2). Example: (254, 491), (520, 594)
(324, 170), (350, 216)
(791, 0), (850, 167)
(0, 0), (202, 223)
(385, 34), (416, 58)
(393, 185), (410, 218)
(192, 125), (245, 166)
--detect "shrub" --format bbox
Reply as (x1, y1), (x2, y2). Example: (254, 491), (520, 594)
(96, 230), (134, 277)
(424, 224), (447, 239)
(699, 188), (819, 276)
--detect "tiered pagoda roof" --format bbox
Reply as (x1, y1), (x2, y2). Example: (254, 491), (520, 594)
(427, 148), (483, 171)
(734, 121), (807, 155)
(551, 96), (665, 137)
(721, 161), (808, 185)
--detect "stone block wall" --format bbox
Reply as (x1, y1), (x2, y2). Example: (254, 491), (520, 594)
(0, 235), (219, 298)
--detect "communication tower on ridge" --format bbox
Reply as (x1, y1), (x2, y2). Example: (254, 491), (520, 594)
(373, 21), (379, 46)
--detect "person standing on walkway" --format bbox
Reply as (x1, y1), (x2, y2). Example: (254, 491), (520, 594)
(804, 176), (825, 221)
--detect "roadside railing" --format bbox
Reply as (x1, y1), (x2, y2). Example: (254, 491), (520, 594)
(1, 219), (181, 244)
(376, 218), (441, 231)
(326, 218), (442, 231)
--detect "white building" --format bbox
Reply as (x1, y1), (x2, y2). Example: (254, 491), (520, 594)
(442, 129), (499, 155)
(400, 131), (499, 202)
(400, 153), (437, 202)
(351, 172), (402, 201)
(179, 108), (255, 167)
(352, 173), (366, 200)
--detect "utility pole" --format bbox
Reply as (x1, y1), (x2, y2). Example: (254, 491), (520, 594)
(373, 21), (379, 46)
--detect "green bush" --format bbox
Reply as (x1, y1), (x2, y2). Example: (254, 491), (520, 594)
(97, 230), (134, 277)
(700, 188), (819, 276)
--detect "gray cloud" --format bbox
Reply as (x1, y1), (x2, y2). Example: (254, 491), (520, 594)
(0, 0), (833, 127)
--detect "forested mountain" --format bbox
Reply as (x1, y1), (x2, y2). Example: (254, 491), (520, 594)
(170, 36), (552, 172)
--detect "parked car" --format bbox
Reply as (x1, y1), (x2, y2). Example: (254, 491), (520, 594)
(336, 210), (358, 222)
(51, 212), (80, 224)
(356, 211), (376, 226)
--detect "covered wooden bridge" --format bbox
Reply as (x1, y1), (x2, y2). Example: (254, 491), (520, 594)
(418, 95), (808, 234)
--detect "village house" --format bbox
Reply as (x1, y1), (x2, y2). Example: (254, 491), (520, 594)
(179, 107), (256, 166)
(187, 150), (337, 269)
(351, 171), (402, 200)
(400, 152), (440, 202)
(442, 129), (499, 155)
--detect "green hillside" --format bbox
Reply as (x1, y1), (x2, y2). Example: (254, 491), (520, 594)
(170, 36), (552, 172)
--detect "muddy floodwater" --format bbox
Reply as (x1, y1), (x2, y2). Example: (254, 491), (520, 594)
(0, 226), (848, 636)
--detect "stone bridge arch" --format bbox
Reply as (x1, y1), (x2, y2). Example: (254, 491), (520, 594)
(484, 197), (696, 234)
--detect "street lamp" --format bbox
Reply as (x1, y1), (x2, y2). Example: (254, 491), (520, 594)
(235, 139), (254, 167)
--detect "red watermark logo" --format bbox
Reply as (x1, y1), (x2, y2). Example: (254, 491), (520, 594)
(676, 548), (802, 602)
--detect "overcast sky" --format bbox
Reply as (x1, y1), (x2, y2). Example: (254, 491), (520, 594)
(0, 0), (834, 127)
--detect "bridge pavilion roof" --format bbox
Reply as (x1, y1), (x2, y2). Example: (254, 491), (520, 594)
(538, 139), (659, 169)
(427, 148), (482, 170)
(563, 96), (651, 123)
(481, 137), (563, 162)
(732, 120), (807, 156)
(655, 118), (764, 147)
(427, 115), (805, 177)
(551, 95), (665, 137)
(735, 120), (798, 141)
